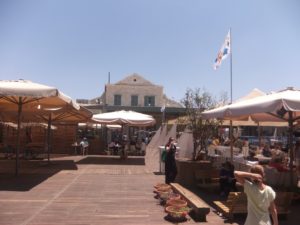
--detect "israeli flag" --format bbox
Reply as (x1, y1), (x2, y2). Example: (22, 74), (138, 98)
(213, 30), (231, 70)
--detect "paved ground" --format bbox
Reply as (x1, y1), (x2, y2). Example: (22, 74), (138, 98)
(0, 155), (299, 225)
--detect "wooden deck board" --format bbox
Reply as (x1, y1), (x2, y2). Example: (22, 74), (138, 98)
(0, 155), (268, 225)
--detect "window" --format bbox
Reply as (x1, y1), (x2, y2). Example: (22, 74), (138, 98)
(114, 95), (122, 106)
(131, 95), (138, 106)
(144, 96), (155, 107)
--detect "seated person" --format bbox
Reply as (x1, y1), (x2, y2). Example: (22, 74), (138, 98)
(108, 141), (116, 154)
(114, 141), (122, 155)
(243, 138), (249, 147)
(247, 149), (258, 161)
(262, 144), (272, 157)
(80, 137), (89, 155)
(140, 138), (146, 155)
(2, 144), (14, 159)
(269, 155), (289, 172)
(219, 161), (237, 196)
(223, 137), (231, 146)
(234, 138), (244, 150)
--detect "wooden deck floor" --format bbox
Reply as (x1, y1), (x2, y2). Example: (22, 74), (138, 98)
(0, 155), (298, 225)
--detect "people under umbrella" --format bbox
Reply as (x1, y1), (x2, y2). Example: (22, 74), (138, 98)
(219, 161), (237, 196)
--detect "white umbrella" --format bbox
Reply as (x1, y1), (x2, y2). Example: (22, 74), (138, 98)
(92, 110), (156, 127)
(0, 80), (90, 175)
(202, 87), (300, 122)
(202, 87), (300, 186)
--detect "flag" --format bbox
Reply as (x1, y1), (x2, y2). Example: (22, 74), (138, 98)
(213, 30), (231, 70)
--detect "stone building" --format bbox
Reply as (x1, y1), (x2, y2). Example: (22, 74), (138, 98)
(78, 73), (185, 126)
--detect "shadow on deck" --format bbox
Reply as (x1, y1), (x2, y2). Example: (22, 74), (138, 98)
(0, 159), (77, 191)
(76, 156), (145, 165)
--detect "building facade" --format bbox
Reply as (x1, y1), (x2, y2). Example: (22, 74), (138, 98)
(104, 74), (164, 107)
(78, 73), (185, 126)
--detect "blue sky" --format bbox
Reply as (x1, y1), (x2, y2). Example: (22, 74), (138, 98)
(0, 0), (300, 103)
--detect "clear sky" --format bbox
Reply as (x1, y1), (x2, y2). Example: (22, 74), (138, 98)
(0, 0), (300, 103)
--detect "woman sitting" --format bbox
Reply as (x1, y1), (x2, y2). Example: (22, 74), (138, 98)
(219, 161), (237, 196)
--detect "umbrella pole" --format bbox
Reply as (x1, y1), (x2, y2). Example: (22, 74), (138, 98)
(16, 98), (22, 176)
(288, 112), (295, 188)
(47, 114), (52, 164)
(257, 122), (262, 147)
(230, 120), (233, 162)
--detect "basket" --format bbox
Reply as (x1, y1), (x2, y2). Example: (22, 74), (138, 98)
(154, 184), (171, 192)
(154, 183), (170, 189)
(166, 199), (187, 208)
(165, 205), (191, 219)
(158, 190), (171, 200)
(168, 193), (181, 201)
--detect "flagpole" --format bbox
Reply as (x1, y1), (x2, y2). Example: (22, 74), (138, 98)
(229, 27), (234, 162)
(230, 28), (233, 103)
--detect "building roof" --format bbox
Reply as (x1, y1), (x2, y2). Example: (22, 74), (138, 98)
(115, 73), (156, 86)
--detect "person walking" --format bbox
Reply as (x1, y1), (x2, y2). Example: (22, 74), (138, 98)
(165, 137), (177, 184)
(234, 165), (278, 225)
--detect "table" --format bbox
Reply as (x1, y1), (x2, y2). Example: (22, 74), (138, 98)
(215, 146), (240, 158)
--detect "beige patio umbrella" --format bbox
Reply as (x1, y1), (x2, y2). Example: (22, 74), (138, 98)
(202, 87), (300, 187)
(0, 122), (57, 130)
(93, 110), (156, 159)
(92, 110), (156, 126)
(0, 79), (91, 175)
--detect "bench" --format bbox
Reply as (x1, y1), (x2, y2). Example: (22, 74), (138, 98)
(213, 191), (293, 220)
(170, 183), (210, 222)
(213, 192), (247, 220)
(194, 169), (220, 191)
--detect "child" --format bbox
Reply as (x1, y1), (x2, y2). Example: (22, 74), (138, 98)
(234, 165), (278, 225)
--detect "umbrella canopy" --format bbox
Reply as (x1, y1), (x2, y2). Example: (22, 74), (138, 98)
(202, 87), (300, 122)
(202, 87), (300, 187)
(0, 122), (57, 130)
(92, 110), (156, 127)
(0, 80), (77, 111)
(0, 80), (92, 175)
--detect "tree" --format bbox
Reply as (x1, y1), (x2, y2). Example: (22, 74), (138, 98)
(181, 88), (224, 160)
